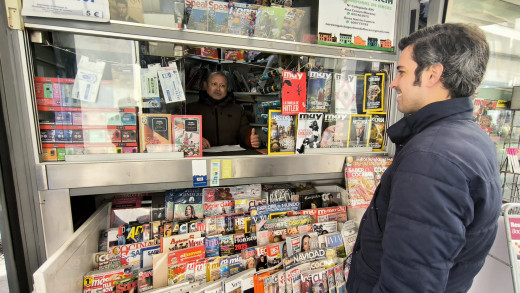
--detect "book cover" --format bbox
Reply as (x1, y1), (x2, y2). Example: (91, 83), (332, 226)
(227, 2), (257, 36)
(234, 233), (258, 251)
(279, 7), (305, 41)
(369, 113), (386, 151)
(186, 0), (209, 31)
(363, 73), (385, 113)
(267, 110), (297, 155)
(174, 204), (203, 221)
(307, 71), (333, 113)
(300, 193), (323, 210)
(203, 200), (235, 217)
(138, 114), (172, 153)
(205, 235), (221, 257)
(320, 114), (350, 148)
(172, 115), (203, 157)
(281, 71), (307, 115)
(295, 113), (323, 154)
(220, 234), (235, 256)
(347, 114), (371, 148)
(253, 5), (286, 39)
(208, 0), (230, 33)
(334, 73), (357, 114)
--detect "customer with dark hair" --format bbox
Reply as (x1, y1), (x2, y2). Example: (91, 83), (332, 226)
(346, 23), (501, 293)
(187, 72), (260, 149)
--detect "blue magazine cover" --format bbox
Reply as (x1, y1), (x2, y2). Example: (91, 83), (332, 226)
(307, 71), (333, 113)
(208, 0), (229, 33)
(205, 235), (220, 257)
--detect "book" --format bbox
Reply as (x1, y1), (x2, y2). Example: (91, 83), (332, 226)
(267, 110), (297, 155)
(207, 0), (229, 33)
(186, 0), (209, 31)
(172, 115), (203, 157)
(320, 114), (350, 148)
(138, 113), (172, 153)
(281, 71), (307, 115)
(347, 114), (371, 148)
(307, 71), (333, 113)
(368, 113), (386, 151)
(174, 204), (204, 221)
(295, 113), (324, 154)
(203, 200), (235, 217)
(253, 5), (286, 39)
(363, 73), (385, 113)
(334, 73), (357, 114)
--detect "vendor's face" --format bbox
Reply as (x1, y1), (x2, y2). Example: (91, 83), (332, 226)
(205, 74), (228, 100)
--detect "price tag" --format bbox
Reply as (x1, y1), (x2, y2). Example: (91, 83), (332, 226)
(22, 0), (111, 22)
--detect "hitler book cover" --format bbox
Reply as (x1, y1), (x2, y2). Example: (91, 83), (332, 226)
(281, 71), (307, 115)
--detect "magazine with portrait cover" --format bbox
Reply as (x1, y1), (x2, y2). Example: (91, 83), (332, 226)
(241, 247), (257, 271)
(307, 71), (333, 113)
(203, 200), (235, 217)
(333, 73), (357, 114)
(270, 228), (288, 244)
(172, 115), (203, 157)
(300, 193), (323, 210)
(369, 113), (386, 151)
(174, 204), (203, 221)
(266, 241), (284, 267)
(203, 183), (262, 202)
(281, 71), (307, 115)
(295, 113), (324, 154)
(253, 5), (286, 39)
(319, 114), (350, 148)
(109, 0), (144, 23)
(267, 110), (297, 155)
(186, 0), (208, 31)
(312, 221), (338, 236)
(255, 245), (269, 271)
(347, 114), (371, 148)
(207, 0), (229, 33)
(363, 73), (385, 113)
(165, 189), (203, 220)
(285, 232), (319, 257)
(322, 192), (342, 207)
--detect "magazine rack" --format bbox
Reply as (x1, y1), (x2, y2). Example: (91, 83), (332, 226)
(503, 203), (520, 292)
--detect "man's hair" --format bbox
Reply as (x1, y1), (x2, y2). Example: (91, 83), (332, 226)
(398, 23), (489, 98)
(116, 0), (128, 6)
(205, 71), (228, 83)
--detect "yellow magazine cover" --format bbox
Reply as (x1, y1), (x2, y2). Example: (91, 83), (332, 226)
(363, 72), (385, 113)
(268, 110), (297, 155)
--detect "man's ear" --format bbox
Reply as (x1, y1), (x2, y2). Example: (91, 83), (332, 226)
(203, 81), (208, 91)
(424, 63), (444, 87)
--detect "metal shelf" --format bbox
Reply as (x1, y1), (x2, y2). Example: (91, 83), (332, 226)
(23, 17), (397, 62)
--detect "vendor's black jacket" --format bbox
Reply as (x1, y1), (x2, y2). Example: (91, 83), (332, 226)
(186, 91), (251, 147)
(346, 97), (502, 293)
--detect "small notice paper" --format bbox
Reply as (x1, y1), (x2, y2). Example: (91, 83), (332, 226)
(22, 0), (110, 22)
(210, 160), (220, 186)
(72, 56), (105, 103)
(157, 62), (185, 104)
(192, 160), (208, 187)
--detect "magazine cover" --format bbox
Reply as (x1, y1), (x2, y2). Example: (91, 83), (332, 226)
(207, 257), (222, 282)
(255, 245), (269, 271)
(205, 235), (221, 257)
(220, 235), (235, 256)
(234, 215), (250, 233)
(341, 220), (358, 257)
(347, 114), (371, 148)
(268, 110), (297, 155)
(345, 156), (392, 208)
(234, 233), (258, 251)
(295, 113), (323, 154)
(253, 5), (286, 39)
(160, 231), (202, 253)
(363, 73), (385, 112)
(322, 192), (341, 207)
(266, 242), (284, 267)
(312, 221), (338, 235)
(138, 267), (153, 292)
(228, 254), (243, 276)
(320, 114), (350, 148)
(334, 263), (347, 293)
(165, 189), (203, 220)
(334, 73), (357, 114)
(220, 257), (230, 279)
(204, 215), (226, 236)
(327, 267), (337, 293)
(300, 193), (323, 210)
(281, 71), (307, 115)
(368, 113), (386, 151)
(140, 245), (160, 269)
(203, 200), (235, 217)
(174, 204), (203, 221)
(262, 183), (296, 203)
(227, 2), (257, 36)
(114, 276), (138, 293)
(307, 71), (333, 113)
(207, 0), (229, 33)
(241, 247), (257, 271)
(138, 114), (172, 153)
(288, 206), (347, 223)
(186, 0), (209, 31)
(109, 0), (144, 23)
(285, 232), (319, 257)
(319, 232), (346, 258)
(279, 7), (305, 41)
(172, 115), (202, 157)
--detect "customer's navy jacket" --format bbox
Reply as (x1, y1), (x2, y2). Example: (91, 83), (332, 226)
(346, 97), (502, 293)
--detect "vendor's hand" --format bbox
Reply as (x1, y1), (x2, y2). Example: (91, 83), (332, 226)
(250, 128), (260, 148)
(202, 137), (211, 149)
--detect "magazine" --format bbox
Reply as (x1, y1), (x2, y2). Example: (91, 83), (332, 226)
(253, 5), (286, 39)
(347, 114), (371, 148)
(285, 232), (319, 257)
(172, 115), (203, 157)
(186, 0), (209, 31)
(369, 113), (386, 151)
(174, 204), (204, 221)
(295, 113), (323, 154)
(138, 114), (172, 153)
(320, 114), (350, 148)
(307, 71), (333, 113)
(234, 233), (258, 251)
(205, 235), (221, 257)
(334, 73), (357, 115)
(363, 73), (385, 112)
(262, 183), (297, 203)
(207, 0), (229, 33)
(267, 110), (297, 155)
(319, 232), (346, 258)
(312, 221), (338, 235)
(300, 193), (323, 210)
(281, 71), (307, 115)
(279, 7), (305, 41)
(227, 2), (258, 36)
(203, 200), (235, 217)
(220, 235), (235, 256)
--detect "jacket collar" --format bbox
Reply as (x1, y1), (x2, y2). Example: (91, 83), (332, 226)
(387, 97), (474, 146)
(198, 90), (234, 106)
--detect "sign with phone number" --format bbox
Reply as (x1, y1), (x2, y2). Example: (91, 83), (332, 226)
(22, 0), (110, 22)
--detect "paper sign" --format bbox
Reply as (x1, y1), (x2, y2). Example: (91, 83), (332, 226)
(72, 56), (105, 103)
(210, 160), (220, 186)
(22, 0), (110, 22)
(157, 63), (185, 104)
(222, 160), (232, 179)
(192, 160), (208, 187)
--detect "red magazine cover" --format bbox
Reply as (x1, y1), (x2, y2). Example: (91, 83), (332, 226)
(281, 71), (307, 115)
